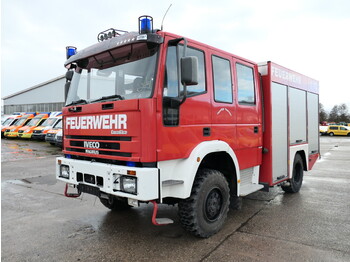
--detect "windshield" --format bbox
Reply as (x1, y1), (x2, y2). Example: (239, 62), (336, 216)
(15, 117), (28, 126)
(41, 118), (58, 127)
(27, 118), (42, 127)
(53, 119), (62, 129)
(66, 43), (159, 106)
(2, 118), (16, 126)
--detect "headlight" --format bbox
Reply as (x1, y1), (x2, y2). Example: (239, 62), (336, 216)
(25, 130), (31, 133)
(60, 165), (70, 179)
(11, 129), (16, 132)
(121, 176), (137, 194)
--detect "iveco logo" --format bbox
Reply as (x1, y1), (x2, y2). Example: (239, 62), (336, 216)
(84, 141), (100, 148)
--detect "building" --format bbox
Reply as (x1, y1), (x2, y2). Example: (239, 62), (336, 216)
(2, 76), (65, 114)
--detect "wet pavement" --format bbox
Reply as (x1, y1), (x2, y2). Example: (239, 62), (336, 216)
(1, 137), (350, 261)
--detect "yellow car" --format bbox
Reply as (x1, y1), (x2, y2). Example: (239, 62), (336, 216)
(4, 114), (35, 138)
(17, 113), (49, 139)
(327, 125), (350, 136)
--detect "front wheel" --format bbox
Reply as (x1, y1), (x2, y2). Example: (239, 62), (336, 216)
(282, 154), (304, 193)
(178, 168), (230, 238)
(329, 132), (334, 136)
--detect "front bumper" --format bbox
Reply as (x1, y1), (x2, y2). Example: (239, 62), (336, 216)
(56, 157), (159, 201)
(32, 133), (46, 140)
(18, 133), (32, 139)
(5, 132), (18, 138)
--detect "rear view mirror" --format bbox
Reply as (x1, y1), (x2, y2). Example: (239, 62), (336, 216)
(181, 56), (198, 86)
(66, 70), (74, 81)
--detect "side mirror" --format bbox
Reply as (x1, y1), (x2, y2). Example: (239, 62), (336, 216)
(64, 82), (71, 101)
(181, 56), (198, 86)
(66, 70), (74, 81)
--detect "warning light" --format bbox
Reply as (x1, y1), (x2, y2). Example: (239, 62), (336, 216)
(66, 46), (77, 59)
(139, 15), (153, 34)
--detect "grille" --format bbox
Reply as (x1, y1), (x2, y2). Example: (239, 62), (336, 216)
(64, 135), (135, 159)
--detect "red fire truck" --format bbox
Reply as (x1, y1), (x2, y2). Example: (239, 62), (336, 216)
(57, 16), (319, 237)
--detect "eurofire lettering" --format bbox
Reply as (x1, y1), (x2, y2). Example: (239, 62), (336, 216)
(66, 114), (127, 130)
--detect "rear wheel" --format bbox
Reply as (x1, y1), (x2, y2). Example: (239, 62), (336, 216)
(100, 195), (131, 211)
(178, 168), (230, 238)
(282, 154), (304, 193)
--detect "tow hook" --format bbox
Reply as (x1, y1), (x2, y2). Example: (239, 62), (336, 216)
(64, 183), (81, 198)
(150, 200), (174, 226)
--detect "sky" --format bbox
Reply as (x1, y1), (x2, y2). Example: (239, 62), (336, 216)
(1, 0), (350, 111)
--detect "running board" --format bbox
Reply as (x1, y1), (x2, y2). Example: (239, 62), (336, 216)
(239, 184), (264, 196)
(150, 200), (174, 226)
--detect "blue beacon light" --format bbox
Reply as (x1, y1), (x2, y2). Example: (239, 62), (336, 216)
(66, 46), (77, 59)
(139, 15), (153, 34)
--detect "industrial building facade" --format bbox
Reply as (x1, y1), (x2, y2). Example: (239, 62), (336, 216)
(2, 76), (65, 114)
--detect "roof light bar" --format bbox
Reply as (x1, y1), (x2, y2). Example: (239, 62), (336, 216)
(97, 28), (128, 42)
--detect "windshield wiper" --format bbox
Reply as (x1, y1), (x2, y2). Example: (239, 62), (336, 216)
(90, 94), (124, 103)
(66, 99), (88, 106)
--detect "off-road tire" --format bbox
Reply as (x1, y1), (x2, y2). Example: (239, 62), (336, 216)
(282, 154), (304, 193)
(100, 195), (131, 211)
(178, 168), (230, 238)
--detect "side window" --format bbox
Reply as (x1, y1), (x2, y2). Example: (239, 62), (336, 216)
(163, 46), (179, 98)
(330, 126), (337, 130)
(184, 47), (206, 95)
(164, 45), (206, 97)
(236, 63), (256, 105)
(341, 127), (346, 130)
(212, 56), (233, 103)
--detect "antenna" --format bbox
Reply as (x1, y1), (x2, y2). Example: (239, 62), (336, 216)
(161, 4), (172, 31)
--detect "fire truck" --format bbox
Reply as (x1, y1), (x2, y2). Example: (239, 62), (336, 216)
(57, 16), (319, 237)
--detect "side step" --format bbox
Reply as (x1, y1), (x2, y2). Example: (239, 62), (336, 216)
(150, 200), (174, 226)
(239, 184), (264, 196)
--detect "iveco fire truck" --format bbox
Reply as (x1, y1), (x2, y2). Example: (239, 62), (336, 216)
(57, 16), (319, 237)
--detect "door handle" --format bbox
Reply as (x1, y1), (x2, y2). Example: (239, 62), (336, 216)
(254, 126), (259, 133)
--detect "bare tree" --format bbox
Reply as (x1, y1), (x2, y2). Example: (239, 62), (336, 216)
(319, 103), (328, 123)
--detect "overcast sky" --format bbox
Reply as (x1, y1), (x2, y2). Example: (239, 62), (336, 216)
(1, 0), (350, 111)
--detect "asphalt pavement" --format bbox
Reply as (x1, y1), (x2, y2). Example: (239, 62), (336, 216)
(1, 137), (350, 261)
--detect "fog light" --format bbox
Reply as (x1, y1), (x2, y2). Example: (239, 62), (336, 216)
(60, 165), (70, 179)
(121, 176), (137, 194)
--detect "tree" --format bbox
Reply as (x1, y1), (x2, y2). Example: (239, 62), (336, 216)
(328, 103), (350, 123)
(328, 105), (339, 122)
(319, 103), (328, 123)
(338, 103), (350, 123)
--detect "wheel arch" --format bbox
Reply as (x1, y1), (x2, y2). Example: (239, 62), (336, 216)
(296, 150), (307, 171)
(158, 140), (240, 200)
(199, 151), (238, 196)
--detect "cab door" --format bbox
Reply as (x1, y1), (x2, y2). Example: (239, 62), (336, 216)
(234, 61), (262, 169)
(157, 36), (211, 161)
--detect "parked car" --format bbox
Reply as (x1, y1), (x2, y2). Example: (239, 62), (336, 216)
(17, 113), (50, 139)
(319, 126), (328, 136)
(326, 125), (350, 136)
(32, 113), (62, 140)
(1, 114), (22, 137)
(55, 129), (63, 148)
(4, 113), (36, 138)
(45, 119), (62, 145)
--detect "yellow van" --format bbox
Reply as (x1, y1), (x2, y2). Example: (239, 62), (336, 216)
(327, 125), (350, 136)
